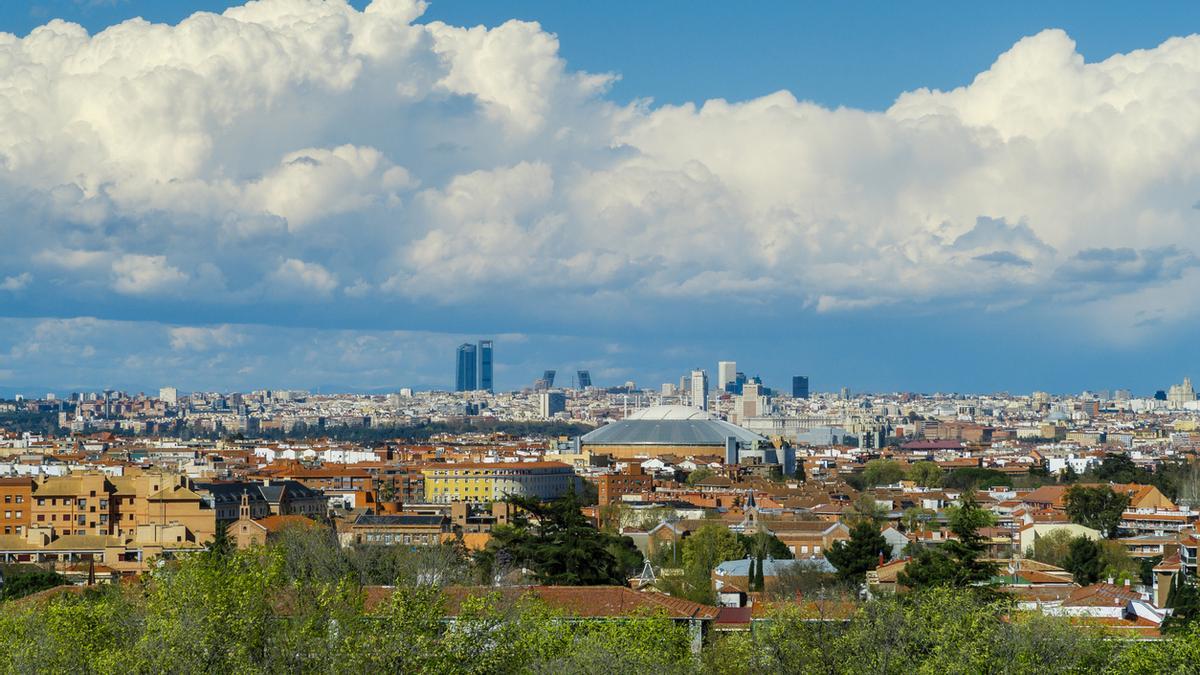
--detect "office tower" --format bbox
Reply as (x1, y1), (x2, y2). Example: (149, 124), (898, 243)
(455, 343), (477, 392)
(477, 340), (494, 393)
(661, 383), (676, 396)
(840, 386), (851, 400)
(159, 387), (178, 406)
(792, 376), (809, 399)
(690, 369), (709, 411)
(539, 391), (566, 418)
(577, 370), (592, 389)
(718, 361), (737, 391)
(739, 382), (761, 418)
(543, 370), (556, 387)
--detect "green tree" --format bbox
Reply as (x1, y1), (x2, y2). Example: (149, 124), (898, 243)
(686, 467), (716, 485)
(678, 523), (746, 603)
(736, 530), (793, 560)
(907, 461), (943, 487)
(1062, 536), (1103, 585)
(478, 491), (643, 585)
(825, 520), (888, 583)
(1164, 572), (1200, 634)
(862, 459), (905, 487)
(1064, 485), (1129, 538)
(1026, 528), (1074, 567)
(943, 467), (1009, 490)
(898, 491), (997, 589)
(0, 565), (68, 601)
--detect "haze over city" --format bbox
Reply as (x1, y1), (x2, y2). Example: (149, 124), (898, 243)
(2, 2), (1200, 394)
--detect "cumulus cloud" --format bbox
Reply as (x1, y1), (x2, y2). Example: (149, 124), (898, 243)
(1, 2), (1199, 346)
(268, 258), (339, 296)
(111, 255), (188, 295)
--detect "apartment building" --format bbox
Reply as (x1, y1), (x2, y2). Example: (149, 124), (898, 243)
(0, 477), (32, 536)
(421, 462), (576, 504)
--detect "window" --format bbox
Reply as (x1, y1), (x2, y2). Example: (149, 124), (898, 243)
(99, 499), (108, 509)
(3, 511), (9, 519)
(15, 496), (22, 504)
(3, 495), (9, 503)
(14, 511), (20, 519)
(77, 498), (86, 508)
(36, 515), (44, 522)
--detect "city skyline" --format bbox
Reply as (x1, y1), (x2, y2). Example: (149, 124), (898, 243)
(4, 2), (1200, 394)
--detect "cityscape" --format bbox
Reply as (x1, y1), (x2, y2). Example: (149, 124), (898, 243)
(5, 0), (1200, 672)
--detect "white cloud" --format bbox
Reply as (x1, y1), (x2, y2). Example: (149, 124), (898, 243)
(111, 255), (188, 295)
(0, 3), (1198, 343)
(268, 258), (338, 296)
(0, 273), (31, 291)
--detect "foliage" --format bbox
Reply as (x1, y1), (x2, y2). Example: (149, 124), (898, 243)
(736, 530), (793, 560)
(1026, 529), (1074, 568)
(899, 506), (934, 533)
(1064, 485), (1129, 538)
(845, 492), (889, 525)
(825, 521), (888, 583)
(686, 467), (716, 485)
(899, 491), (997, 589)
(1164, 572), (1200, 635)
(1062, 537), (1103, 585)
(478, 492), (643, 586)
(0, 565), (68, 601)
(699, 588), (1118, 675)
(942, 467), (1009, 490)
(862, 459), (905, 487)
(906, 461), (943, 487)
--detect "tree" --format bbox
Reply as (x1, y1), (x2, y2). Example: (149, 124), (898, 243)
(1164, 572), (1200, 634)
(686, 467), (716, 485)
(943, 467), (1009, 490)
(478, 491), (643, 586)
(845, 492), (888, 525)
(1026, 528), (1074, 568)
(900, 507), (933, 533)
(1060, 463), (1079, 484)
(794, 460), (807, 483)
(1062, 537), (1103, 585)
(1064, 485), (1129, 538)
(906, 461), (943, 488)
(825, 520), (888, 583)
(737, 530), (793, 560)
(0, 566), (68, 601)
(1089, 453), (1152, 484)
(678, 523), (747, 603)
(899, 491), (997, 589)
(862, 459), (905, 487)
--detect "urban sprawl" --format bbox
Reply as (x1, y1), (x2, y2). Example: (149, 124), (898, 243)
(6, 353), (1200, 670)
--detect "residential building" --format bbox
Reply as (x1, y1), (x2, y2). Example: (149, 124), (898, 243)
(0, 477), (32, 536)
(421, 462), (576, 503)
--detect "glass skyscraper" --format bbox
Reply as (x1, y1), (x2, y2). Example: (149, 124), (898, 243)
(478, 340), (494, 393)
(792, 375), (809, 399)
(456, 343), (477, 392)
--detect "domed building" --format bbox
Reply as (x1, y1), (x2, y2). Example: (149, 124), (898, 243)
(578, 405), (767, 460)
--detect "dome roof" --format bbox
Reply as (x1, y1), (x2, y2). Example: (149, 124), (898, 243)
(580, 406), (764, 447)
(624, 405), (716, 421)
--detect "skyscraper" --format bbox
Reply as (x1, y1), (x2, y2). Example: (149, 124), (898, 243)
(478, 340), (494, 393)
(577, 370), (592, 389)
(690, 369), (709, 411)
(539, 390), (566, 418)
(455, 343), (477, 392)
(718, 361), (737, 392)
(792, 376), (809, 399)
(543, 370), (556, 387)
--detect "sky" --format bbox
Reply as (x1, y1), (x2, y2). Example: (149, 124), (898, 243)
(2, 0), (1200, 396)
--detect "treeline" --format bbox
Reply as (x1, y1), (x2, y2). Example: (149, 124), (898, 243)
(2, 536), (1200, 674)
(0, 411), (60, 436)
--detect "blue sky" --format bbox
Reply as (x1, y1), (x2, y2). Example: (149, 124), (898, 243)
(2, 0), (1200, 396)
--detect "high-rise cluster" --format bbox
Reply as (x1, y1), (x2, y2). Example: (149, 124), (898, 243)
(455, 340), (494, 392)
